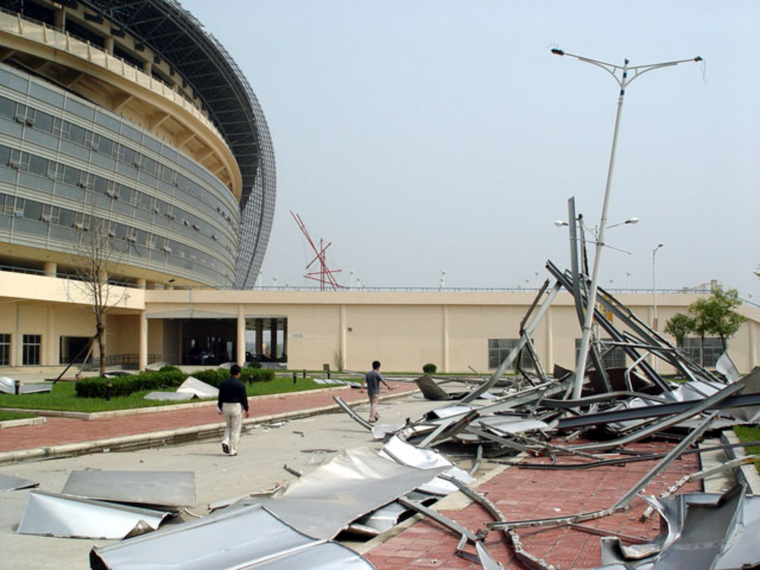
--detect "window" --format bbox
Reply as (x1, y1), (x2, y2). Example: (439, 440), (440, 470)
(22, 334), (41, 365)
(575, 339), (627, 370)
(28, 154), (48, 177)
(67, 123), (87, 146)
(23, 199), (43, 221)
(0, 96), (15, 119)
(682, 337), (723, 368)
(0, 334), (10, 366)
(488, 339), (535, 370)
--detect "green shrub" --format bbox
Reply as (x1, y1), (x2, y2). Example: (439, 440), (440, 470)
(76, 369), (187, 398)
(422, 363), (437, 374)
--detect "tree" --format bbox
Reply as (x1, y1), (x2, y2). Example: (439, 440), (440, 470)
(664, 313), (694, 347)
(70, 216), (127, 377)
(687, 285), (747, 364)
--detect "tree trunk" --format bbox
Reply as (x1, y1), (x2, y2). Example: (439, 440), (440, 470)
(97, 321), (105, 377)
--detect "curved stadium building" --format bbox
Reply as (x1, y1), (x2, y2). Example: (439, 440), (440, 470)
(0, 0), (275, 289)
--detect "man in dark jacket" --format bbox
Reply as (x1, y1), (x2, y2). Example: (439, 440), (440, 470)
(360, 360), (393, 423)
(217, 364), (249, 456)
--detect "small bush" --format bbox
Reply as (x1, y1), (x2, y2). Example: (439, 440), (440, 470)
(422, 363), (437, 374)
(76, 369), (187, 398)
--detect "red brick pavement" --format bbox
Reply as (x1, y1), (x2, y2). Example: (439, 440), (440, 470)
(0, 383), (413, 453)
(366, 440), (701, 570)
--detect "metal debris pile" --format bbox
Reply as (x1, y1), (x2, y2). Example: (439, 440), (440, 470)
(329, 259), (760, 569)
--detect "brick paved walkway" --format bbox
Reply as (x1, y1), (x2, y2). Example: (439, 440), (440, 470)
(365, 440), (701, 570)
(0, 383), (413, 453)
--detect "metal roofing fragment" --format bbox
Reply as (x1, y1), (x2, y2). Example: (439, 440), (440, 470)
(230, 447), (447, 540)
(144, 391), (195, 401)
(598, 485), (760, 570)
(62, 470), (196, 508)
(176, 376), (219, 398)
(18, 490), (170, 539)
(0, 376), (52, 394)
(0, 473), (38, 492)
(90, 503), (375, 570)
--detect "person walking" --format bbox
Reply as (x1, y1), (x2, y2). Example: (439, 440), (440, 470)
(360, 360), (393, 423)
(217, 364), (249, 456)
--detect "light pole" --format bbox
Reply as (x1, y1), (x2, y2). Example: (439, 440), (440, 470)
(652, 242), (664, 330)
(552, 47), (701, 399)
(439, 270), (446, 292)
(349, 269), (354, 289)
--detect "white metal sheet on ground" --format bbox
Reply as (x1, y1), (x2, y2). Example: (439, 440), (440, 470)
(17, 491), (170, 539)
(0, 473), (38, 492)
(230, 447), (446, 540)
(176, 376), (219, 398)
(0, 376), (52, 395)
(90, 503), (376, 570)
(380, 435), (474, 495)
(144, 391), (195, 401)
(62, 470), (196, 508)
(475, 416), (549, 434)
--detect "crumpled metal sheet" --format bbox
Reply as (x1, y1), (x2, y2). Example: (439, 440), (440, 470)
(380, 435), (474, 495)
(475, 415), (549, 435)
(229, 447), (447, 540)
(176, 376), (219, 398)
(90, 503), (376, 570)
(144, 391), (195, 401)
(0, 473), (38, 492)
(0, 376), (52, 394)
(17, 490), (170, 539)
(62, 470), (196, 508)
(599, 485), (760, 570)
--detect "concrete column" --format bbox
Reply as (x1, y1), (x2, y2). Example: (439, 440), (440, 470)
(139, 311), (148, 371)
(750, 321), (757, 371)
(104, 36), (114, 54)
(269, 319), (278, 358)
(255, 319), (264, 357)
(236, 305), (245, 365)
(340, 305), (346, 371)
(136, 278), (146, 289)
(442, 305), (449, 373)
(143, 60), (152, 75)
(43, 261), (57, 277)
(45, 306), (56, 366)
(54, 8), (65, 31)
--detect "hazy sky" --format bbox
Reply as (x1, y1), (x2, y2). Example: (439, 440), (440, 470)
(180, 1), (759, 298)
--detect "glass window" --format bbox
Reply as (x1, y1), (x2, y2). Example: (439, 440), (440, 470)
(67, 123), (86, 146)
(682, 337), (723, 368)
(0, 145), (10, 166)
(94, 134), (114, 156)
(117, 183), (132, 203)
(58, 208), (75, 228)
(488, 339), (534, 370)
(34, 110), (54, 134)
(23, 200), (43, 221)
(63, 165), (80, 186)
(28, 154), (48, 177)
(22, 334), (41, 365)
(0, 97), (14, 120)
(0, 333), (9, 366)
(121, 146), (136, 166)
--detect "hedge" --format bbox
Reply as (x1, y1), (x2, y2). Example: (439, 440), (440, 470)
(75, 366), (274, 398)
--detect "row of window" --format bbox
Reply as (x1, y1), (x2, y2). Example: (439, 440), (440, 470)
(0, 95), (238, 227)
(0, 144), (235, 256)
(0, 334), (38, 366)
(0, 191), (231, 277)
(487, 338), (723, 370)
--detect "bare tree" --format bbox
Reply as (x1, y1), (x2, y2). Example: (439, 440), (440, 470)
(69, 215), (127, 377)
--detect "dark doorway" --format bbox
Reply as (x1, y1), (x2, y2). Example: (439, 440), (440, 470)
(180, 318), (236, 365)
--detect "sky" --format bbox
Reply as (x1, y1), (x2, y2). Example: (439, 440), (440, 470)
(179, 1), (759, 299)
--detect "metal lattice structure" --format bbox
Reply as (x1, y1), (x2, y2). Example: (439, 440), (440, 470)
(78, 0), (276, 289)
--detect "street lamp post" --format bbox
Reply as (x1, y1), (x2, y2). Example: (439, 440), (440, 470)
(652, 242), (664, 330)
(552, 48), (701, 399)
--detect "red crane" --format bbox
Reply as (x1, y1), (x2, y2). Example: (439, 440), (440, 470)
(290, 211), (344, 291)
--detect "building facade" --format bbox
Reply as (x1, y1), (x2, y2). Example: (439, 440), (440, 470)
(0, 0), (275, 289)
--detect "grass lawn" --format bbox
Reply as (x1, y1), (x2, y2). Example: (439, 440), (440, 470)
(733, 425), (760, 474)
(0, 377), (326, 413)
(0, 411), (37, 421)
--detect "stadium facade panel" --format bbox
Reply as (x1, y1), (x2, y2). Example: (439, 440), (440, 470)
(0, 0), (275, 288)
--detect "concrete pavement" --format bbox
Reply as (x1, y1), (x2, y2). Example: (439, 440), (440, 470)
(0, 374), (737, 570)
